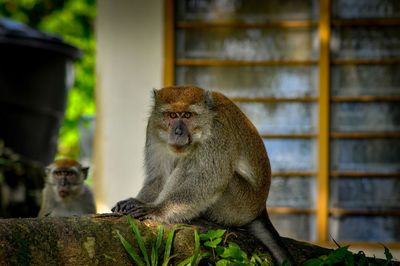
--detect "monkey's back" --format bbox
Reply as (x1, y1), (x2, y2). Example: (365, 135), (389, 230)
(205, 92), (271, 226)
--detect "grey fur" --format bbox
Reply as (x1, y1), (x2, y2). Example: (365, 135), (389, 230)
(38, 161), (96, 217)
(112, 86), (293, 265)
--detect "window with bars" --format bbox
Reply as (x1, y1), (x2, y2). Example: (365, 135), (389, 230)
(164, 0), (400, 247)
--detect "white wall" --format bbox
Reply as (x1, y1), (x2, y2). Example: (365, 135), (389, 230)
(94, 0), (164, 212)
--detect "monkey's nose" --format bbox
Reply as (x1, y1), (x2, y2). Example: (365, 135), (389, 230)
(175, 126), (183, 136)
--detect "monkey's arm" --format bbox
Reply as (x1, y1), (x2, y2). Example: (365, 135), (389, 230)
(135, 175), (165, 203)
(111, 175), (165, 213)
(81, 186), (97, 214)
(38, 205), (47, 218)
(38, 187), (54, 217)
(114, 164), (231, 223)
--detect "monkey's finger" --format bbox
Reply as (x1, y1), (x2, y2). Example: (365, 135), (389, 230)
(115, 202), (130, 212)
(130, 207), (149, 219)
(122, 203), (137, 212)
(129, 207), (145, 216)
(111, 203), (125, 212)
(120, 199), (139, 212)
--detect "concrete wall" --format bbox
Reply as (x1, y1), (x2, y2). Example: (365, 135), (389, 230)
(94, 0), (164, 212)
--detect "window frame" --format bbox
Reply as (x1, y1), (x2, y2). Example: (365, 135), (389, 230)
(163, 0), (400, 249)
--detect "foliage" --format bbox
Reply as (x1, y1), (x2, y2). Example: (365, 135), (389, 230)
(117, 217), (272, 266)
(0, 0), (96, 159)
(196, 229), (272, 266)
(116, 217), (399, 266)
(303, 243), (394, 266)
(116, 216), (180, 266)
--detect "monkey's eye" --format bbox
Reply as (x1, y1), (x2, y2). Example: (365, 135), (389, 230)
(169, 112), (178, 119)
(183, 112), (192, 119)
(54, 170), (63, 176)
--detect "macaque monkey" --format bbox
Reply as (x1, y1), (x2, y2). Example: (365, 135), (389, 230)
(38, 159), (96, 217)
(112, 86), (293, 264)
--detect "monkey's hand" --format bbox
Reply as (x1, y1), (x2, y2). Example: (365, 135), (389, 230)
(112, 198), (158, 221)
(112, 197), (141, 213)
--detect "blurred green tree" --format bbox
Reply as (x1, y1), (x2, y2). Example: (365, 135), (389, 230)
(0, 0), (96, 159)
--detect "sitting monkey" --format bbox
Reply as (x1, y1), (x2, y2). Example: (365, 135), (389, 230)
(38, 159), (96, 217)
(113, 86), (293, 264)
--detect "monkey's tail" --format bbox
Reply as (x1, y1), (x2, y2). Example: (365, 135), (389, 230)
(246, 209), (295, 265)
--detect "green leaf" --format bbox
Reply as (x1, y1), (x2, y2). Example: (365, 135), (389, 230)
(331, 237), (342, 248)
(151, 224), (164, 266)
(162, 226), (181, 266)
(163, 228), (175, 262)
(281, 259), (293, 266)
(325, 246), (351, 264)
(177, 256), (193, 266)
(215, 259), (230, 266)
(200, 229), (226, 241)
(302, 258), (323, 266)
(219, 242), (247, 261)
(127, 216), (150, 266)
(344, 252), (355, 266)
(215, 246), (225, 256)
(356, 251), (367, 266)
(116, 230), (146, 266)
(204, 238), (223, 249)
(162, 225), (200, 266)
(191, 229), (201, 266)
(162, 255), (178, 266)
(103, 254), (116, 262)
(251, 253), (271, 266)
(383, 245), (393, 262)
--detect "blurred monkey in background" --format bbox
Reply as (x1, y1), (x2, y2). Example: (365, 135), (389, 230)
(38, 159), (96, 217)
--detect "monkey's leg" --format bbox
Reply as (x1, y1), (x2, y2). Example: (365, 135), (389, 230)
(246, 209), (294, 265)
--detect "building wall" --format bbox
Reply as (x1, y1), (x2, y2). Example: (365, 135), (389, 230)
(95, 0), (164, 212)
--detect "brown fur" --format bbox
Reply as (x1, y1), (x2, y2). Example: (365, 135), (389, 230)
(52, 159), (83, 168)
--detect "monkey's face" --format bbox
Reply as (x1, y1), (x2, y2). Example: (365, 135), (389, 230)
(152, 86), (214, 154)
(49, 167), (84, 199)
(162, 111), (194, 152)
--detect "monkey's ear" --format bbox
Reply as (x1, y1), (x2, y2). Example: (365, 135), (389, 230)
(152, 88), (160, 103)
(45, 166), (51, 176)
(82, 167), (89, 179)
(204, 90), (215, 110)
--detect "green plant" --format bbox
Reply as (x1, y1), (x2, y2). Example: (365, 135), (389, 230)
(303, 243), (394, 266)
(116, 216), (181, 266)
(103, 254), (116, 262)
(196, 229), (272, 266)
(116, 217), (272, 266)
(116, 219), (398, 266)
(383, 246), (394, 266)
(200, 229), (226, 261)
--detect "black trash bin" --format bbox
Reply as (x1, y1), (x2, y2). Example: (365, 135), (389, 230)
(0, 19), (81, 165)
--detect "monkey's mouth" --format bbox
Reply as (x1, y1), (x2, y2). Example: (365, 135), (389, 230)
(168, 135), (191, 153)
(169, 143), (190, 153)
(58, 190), (70, 198)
